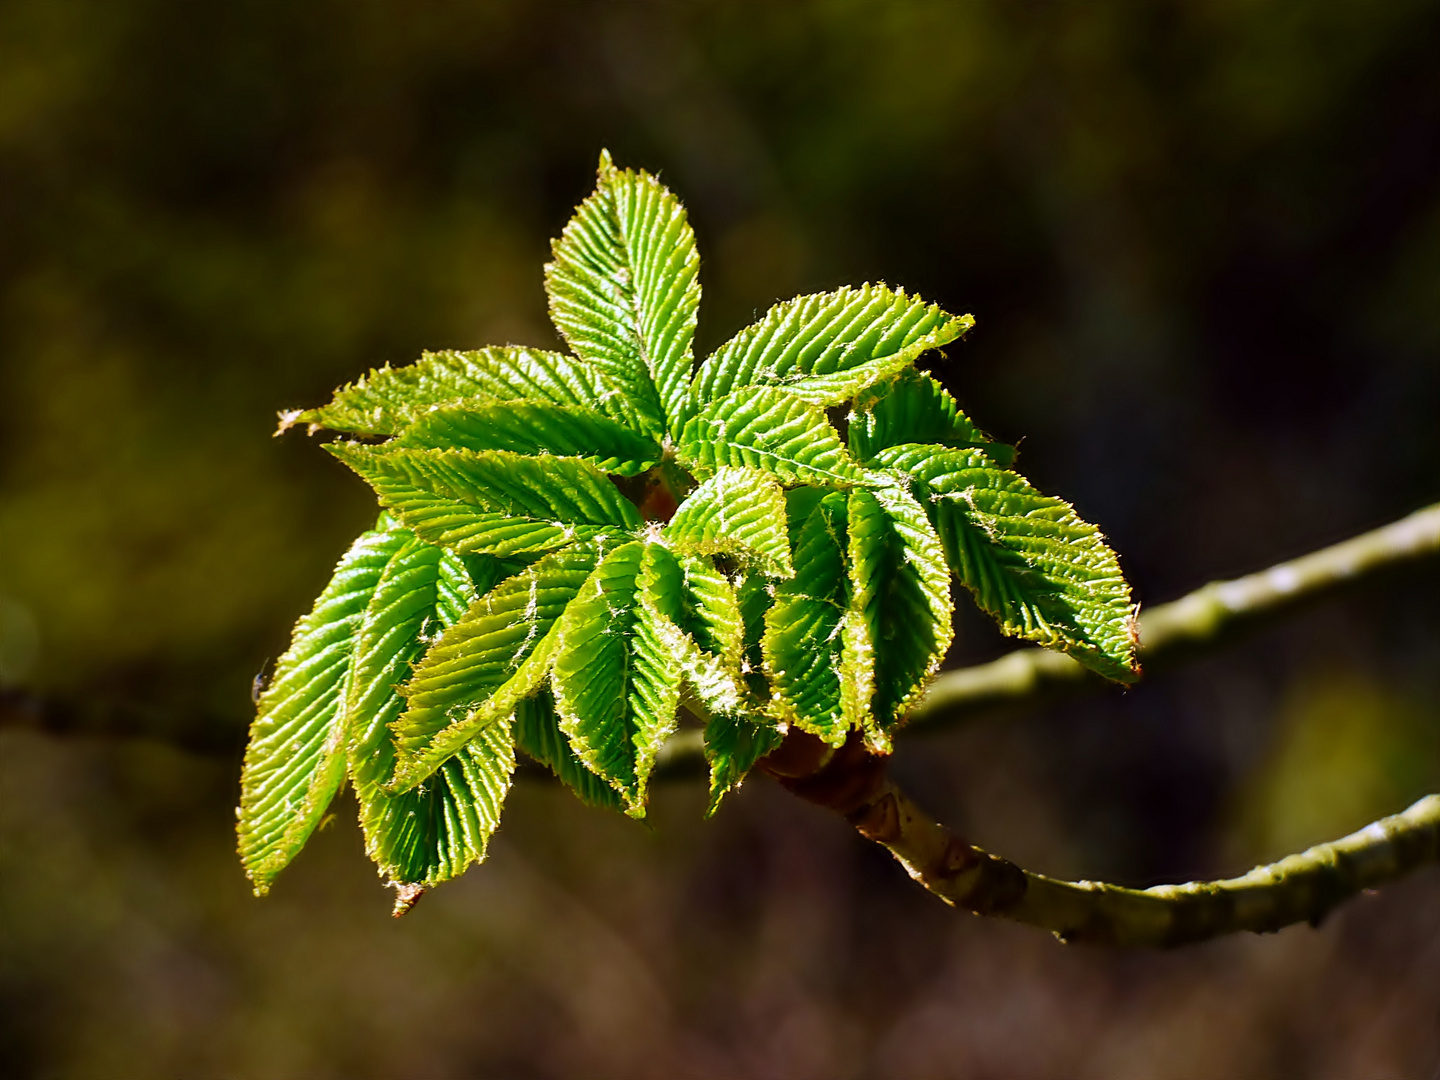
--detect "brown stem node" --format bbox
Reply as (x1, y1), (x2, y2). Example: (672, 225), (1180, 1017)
(761, 729), (889, 818)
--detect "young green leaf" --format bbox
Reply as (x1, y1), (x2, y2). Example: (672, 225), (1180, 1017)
(675, 553), (746, 669)
(392, 398), (662, 477)
(545, 151), (699, 438)
(688, 285), (973, 420)
(677, 386), (863, 487)
(664, 553), (755, 726)
(664, 467), (793, 577)
(328, 444), (641, 557)
(374, 718), (515, 897)
(237, 525), (408, 894)
(285, 346), (635, 435)
(514, 690), (624, 812)
(388, 542), (604, 790)
(551, 542), (687, 814)
(761, 491), (852, 745)
(874, 444), (1138, 681)
(849, 368), (1014, 465)
(703, 710), (784, 815)
(345, 534), (516, 890)
(845, 484), (955, 746)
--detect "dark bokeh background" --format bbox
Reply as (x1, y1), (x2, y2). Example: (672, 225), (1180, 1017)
(3, 2), (1439, 1077)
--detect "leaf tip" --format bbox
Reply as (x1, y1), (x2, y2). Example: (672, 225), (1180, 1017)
(390, 882), (425, 917)
(275, 409), (304, 437)
(1118, 602), (1144, 683)
(862, 730), (892, 756)
(322, 439), (363, 463)
(597, 147), (615, 176)
(242, 857), (275, 898)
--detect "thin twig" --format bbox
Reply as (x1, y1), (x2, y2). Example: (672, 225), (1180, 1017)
(765, 728), (1440, 947)
(907, 500), (1440, 729)
(862, 783), (1440, 946)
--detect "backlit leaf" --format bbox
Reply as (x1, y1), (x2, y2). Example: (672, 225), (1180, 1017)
(675, 553), (745, 669)
(288, 345), (638, 435)
(761, 491), (852, 744)
(668, 554), (754, 729)
(664, 467), (793, 577)
(552, 542), (687, 813)
(328, 444), (641, 557)
(377, 717), (514, 894)
(689, 285), (972, 421)
(677, 386), (862, 487)
(237, 525), (407, 893)
(874, 444), (1138, 681)
(389, 542), (604, 790)
(394, 398), (662, 477)
(545, 151), (699, 438)
(845, 484), (954, 747)
(849, 368), (1014, 466)
(346, 534), (515, 889)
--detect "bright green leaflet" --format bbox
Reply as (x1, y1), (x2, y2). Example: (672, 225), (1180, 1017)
(329, 444), (641, 557)
(545, 150), (699, 439)
(667, 553), (774, 793)
(238, 525), (406, 892)
(552, 542), (687, 814)
(663, 467), (794, 578)
(289, 345), (638, 436)
(688, 284), (974, 423)
(873, 443), (1136, 680)
(346, 534), (514, 888)
(242, 149), (1138, 905)
(677, 386), (864, 487)
(393, 398), (662, 477)
(850, 368), (1014, 466)
(762, 491), (853, 745)
(674, 553), (746, 670)
(845, 484), (955, 748)
(389, 542), (605, 791)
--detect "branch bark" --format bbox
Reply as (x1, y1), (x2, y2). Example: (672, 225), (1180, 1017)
(907, 500), (1440, 730)
(763, 729), (1440, 947)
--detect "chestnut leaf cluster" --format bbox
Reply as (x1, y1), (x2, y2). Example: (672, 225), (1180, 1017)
(238, 152), (1136, 900)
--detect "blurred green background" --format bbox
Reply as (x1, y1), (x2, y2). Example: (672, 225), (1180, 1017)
(2, 2), (1439, 1077)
